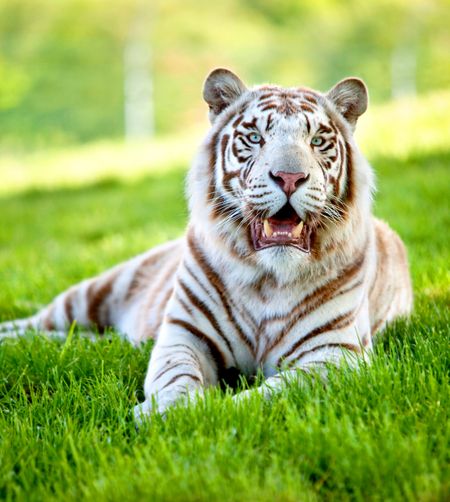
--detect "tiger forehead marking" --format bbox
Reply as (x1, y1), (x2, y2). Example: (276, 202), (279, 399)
(222, 88), (344, 182)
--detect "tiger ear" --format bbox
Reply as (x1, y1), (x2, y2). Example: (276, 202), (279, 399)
(203, 68), (247, 123)
(326, 77), (368, 129)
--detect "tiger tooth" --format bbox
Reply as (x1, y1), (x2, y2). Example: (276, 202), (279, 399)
(292, 220), (304, 238)
(263, 219), (273, 237)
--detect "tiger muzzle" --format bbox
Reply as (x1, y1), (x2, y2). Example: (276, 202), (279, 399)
(250, 203), (312, 252)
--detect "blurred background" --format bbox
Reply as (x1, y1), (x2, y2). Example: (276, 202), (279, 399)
(0, 0), (449, 316)
(0, 0), (449, 193)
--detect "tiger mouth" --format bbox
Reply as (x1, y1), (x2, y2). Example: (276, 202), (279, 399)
(250, 203), (312, 252)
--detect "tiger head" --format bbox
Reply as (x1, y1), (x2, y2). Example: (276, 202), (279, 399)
(189, 69), (374, 268)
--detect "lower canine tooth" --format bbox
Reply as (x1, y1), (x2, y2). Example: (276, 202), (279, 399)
(292, 220), (304, 238)
(263, 219), (273, 237)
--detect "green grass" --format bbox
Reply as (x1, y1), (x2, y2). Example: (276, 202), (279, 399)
(0, 95), (449, 500)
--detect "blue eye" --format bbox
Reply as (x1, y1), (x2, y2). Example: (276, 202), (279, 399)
(248, 132), (262, 144)
(311, 136), (324, 147)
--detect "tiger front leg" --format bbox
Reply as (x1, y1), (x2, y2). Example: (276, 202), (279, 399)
(234, 329), (370, 404)
(134, 320), (219, 422)
(233, 365), (326, 404)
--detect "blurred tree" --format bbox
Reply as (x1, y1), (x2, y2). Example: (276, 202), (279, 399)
(124, 0), (154, 140)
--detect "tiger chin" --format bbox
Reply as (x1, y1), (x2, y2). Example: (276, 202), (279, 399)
(0, 68), (413, 422)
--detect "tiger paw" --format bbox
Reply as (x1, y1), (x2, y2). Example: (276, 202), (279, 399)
(232, 389), (254, 404)
(133, 400), (154, 428)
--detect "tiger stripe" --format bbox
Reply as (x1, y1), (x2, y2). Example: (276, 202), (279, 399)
(278, 310), (357, 364)
(167, 317), (227, 370)
(187, 232), (256, 353)
(177, 277), (238, 362)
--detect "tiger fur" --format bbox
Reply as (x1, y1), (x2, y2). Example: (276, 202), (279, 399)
(0, 69), (413, 420)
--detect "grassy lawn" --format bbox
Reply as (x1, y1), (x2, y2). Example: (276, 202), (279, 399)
(0, 94), (449, 501)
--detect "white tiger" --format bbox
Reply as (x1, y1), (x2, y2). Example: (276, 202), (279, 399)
(0, 69), (413, 420)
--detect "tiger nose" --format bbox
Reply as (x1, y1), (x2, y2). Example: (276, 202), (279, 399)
(270, 170), (309, 197)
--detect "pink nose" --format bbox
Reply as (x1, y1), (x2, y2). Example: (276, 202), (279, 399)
(270, 170), (309, 196)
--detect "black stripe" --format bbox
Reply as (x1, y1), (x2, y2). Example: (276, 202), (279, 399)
(238, 136), (252, 148)
(184, 263), (217, 305)
(152, 359), (198, 384)
(288, 342), (361, 367)
(155, 343), (202, 366)
(178, 296), (194, 316)
(220, 134), (230, 175)
(304, 114), (311, 134)
(318, 123), (333, 134)
(207, 99), (252, 211)
(343, 141), (354, 203)
(187, 233), (256, 353)
(159, 373), (202, 392)
(178, 278), (237, 363)
(168, 317), (227, 370)
(278, 311), (356, 364)
(319, 142), (335, 153)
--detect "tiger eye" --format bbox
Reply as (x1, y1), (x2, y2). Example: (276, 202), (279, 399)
(311, 136), (324, 147)
(248, 132), (262, 144)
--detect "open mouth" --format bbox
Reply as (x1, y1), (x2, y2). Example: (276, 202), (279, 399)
(250, 203), (312, 252)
